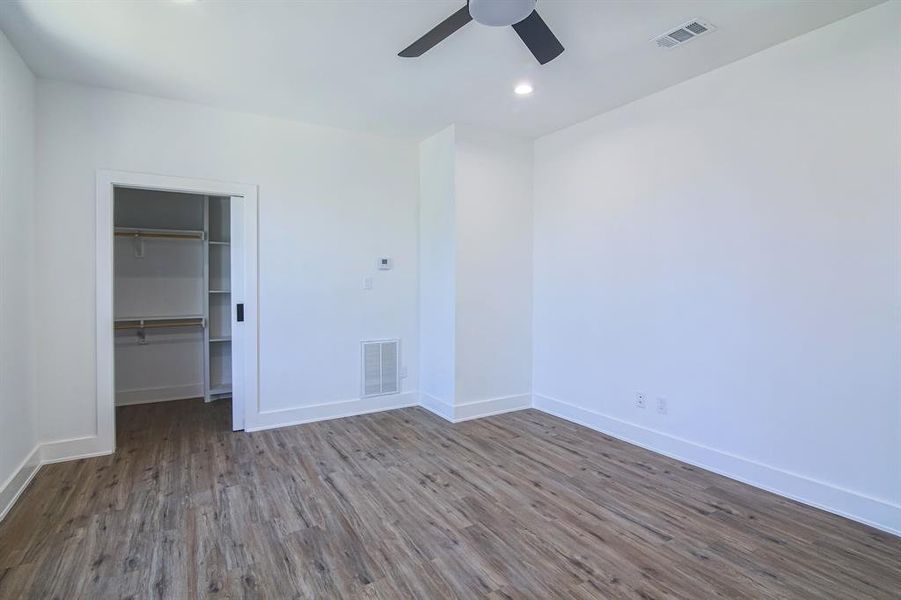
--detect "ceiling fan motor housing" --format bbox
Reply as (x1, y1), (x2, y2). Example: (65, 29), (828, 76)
(469, 0), (537, 27)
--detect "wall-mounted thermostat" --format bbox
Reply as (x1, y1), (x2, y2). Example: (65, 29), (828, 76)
(378, 257), (393, 270)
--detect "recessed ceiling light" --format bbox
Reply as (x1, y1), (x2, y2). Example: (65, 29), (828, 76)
(514, 82), (533, 96)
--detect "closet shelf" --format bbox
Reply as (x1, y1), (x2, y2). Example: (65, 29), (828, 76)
(115, 315), (206, 330)
(209, 240), (230, 246)
(209, 337), (231, 343)
(115, 227), (205, 240)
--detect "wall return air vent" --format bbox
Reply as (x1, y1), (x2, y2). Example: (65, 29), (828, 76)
(654, 19), (715, 49)
(361, 339), (400, 398)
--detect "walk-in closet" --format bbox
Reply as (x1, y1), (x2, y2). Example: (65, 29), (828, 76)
(114, 188), (233, 408)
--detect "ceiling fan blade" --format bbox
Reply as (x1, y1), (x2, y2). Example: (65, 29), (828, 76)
(398, 5), (473, 58)
(511, 10), (564, 65)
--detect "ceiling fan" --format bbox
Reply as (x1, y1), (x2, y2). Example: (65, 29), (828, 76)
(398, 0), (564, 65)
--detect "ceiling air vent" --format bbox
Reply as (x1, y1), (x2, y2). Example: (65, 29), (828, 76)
(362, 339), (400, 398)
(654, 19), (715, 49)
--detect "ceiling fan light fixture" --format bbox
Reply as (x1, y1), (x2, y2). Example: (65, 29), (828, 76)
(469, 0), (537, 27)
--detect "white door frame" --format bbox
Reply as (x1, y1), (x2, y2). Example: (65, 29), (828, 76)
(96, 170), (258, 451)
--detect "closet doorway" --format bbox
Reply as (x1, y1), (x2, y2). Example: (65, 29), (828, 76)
(97, 171), (258, 453)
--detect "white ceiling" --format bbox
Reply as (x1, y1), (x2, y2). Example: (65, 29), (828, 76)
(0, 0), (881, 139)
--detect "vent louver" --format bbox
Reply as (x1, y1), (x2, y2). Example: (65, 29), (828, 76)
(684, 21), (708, 35)
(654, 19), (715, 49)
(362, 340), (400, 398)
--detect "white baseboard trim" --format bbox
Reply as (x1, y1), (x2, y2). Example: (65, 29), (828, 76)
(39, 435), (113, 464)
(0, 436), (115, 523)
(116, 383), (204, 406)
(533, 393), (901, 537)
(420, 392), (532, 423)
(454, 393), (532, 422)
(245, 391), (420, 432)
(0, 446), (42, 522)
(418, 392), (455, 421)
(3, 390), (529, 521)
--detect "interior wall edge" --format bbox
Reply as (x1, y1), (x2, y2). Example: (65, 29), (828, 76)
(533, 393), (901, 537)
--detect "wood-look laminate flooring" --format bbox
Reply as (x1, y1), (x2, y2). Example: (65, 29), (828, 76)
(0, 399), (898, 599)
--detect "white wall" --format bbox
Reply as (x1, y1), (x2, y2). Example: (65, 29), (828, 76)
(454, 126), (532, 408)
(418, 125), (533, 420)
(0, 29), (38, 515)
(35, 80), (420, 442)
(418, 127), (456, 407)
(10, 1), (897, 536)
(533, 2), (901, 533)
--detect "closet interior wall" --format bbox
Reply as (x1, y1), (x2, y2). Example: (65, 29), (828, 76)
(113, 188), (232, 406)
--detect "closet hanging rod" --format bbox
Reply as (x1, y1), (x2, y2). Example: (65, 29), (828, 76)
(114, 227), (205, 240)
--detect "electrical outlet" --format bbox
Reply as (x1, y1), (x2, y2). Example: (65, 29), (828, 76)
(399, 366), (408, 379)
(635, 393), (646, 409)
(363, 277), (373, 290)
(657, 397), (668, 414)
